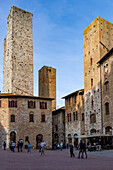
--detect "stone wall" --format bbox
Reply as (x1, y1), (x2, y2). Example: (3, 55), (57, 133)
(3, 6), (33, 95)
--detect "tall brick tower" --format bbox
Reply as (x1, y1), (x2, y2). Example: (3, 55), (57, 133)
(83, 17), (113, 135)
(3, 6), (33, 95)
(39, 66), (56, 110)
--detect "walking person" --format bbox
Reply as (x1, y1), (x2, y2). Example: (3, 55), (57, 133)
(17, 141), (20, 152)
(70, 144), (75, 157)
(83, 141), (87, 158)
(3, 141), (6, 150)
(40, 140), (46, 156)
(11, 141), (15, 152)
(78, 140), (84, 159)
(27, 141), (31, 153)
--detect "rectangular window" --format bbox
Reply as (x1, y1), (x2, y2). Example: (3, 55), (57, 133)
(29, 114), (34, 122)
(40, 102), (47, 109)
(28, 101), (36, 109)
(9, 100), (17, 107)
(0, 100), (1, 107)
(41, 114), (45, 122)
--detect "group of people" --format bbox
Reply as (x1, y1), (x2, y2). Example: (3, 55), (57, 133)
(3, 140), (31, 153)
(70, 140), (87, 159)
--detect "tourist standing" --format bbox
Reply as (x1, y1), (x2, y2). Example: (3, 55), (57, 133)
(60, 141), (63, 151)
(20, 141), (23, 152)
(3, 141), (6, 150)
(27, 141), (31, 153)
(83, 141), (87, 158)
(17, 141), (20, 152)
(70, 144), (75, 157)
(40, 140), (46, 156)
(78, 140), (84, 159)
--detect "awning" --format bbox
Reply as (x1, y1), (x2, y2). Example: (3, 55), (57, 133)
(74, 134), (113, 138)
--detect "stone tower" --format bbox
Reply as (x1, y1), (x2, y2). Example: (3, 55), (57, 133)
(39, 66), (56, 110)
(3, 6), (33, 95)
(83, 17), (113, 135)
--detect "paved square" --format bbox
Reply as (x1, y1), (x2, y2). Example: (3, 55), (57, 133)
(0, 149), (113, 170)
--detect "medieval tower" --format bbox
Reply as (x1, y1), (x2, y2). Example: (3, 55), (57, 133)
(83, 16), (113, 135)
(39, 66), (56, 111)
(3, 6), (33, 95)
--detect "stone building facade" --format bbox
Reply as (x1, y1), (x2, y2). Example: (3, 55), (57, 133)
(52, 107), (65, 148)
(98, 48), (113, 138)
(0, 94), (52, 149)
(62, 89), (84, 147)
(39, 66), (56, 111)
(3, 6), (33, 95)
(83, 17), (113, 136)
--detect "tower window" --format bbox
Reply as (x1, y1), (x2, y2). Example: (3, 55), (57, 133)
(90, 58), (92, 65)
(91, 79), (93, 86)
(0, 100), (1, 107)
(105, 102), (109, 115)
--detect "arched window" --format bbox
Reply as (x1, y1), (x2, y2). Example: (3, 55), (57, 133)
(90, 114), (96, 124)
(105, 126), (112, 135)
(29, 112), (34, 122)
(74, 134), (78, 138)
(105, 102), (109, 115)
(90, 129), (96, 135)
(11, 115), (15, 122)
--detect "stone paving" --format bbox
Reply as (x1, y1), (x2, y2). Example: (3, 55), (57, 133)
(0, 149), (113, 170)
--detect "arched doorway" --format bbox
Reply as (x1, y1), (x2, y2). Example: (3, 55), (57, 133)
(68, 134), (72, 145)
(10, 131), (16, 143)
(74, 134), (78, 147)
(36, 134), (43, 149)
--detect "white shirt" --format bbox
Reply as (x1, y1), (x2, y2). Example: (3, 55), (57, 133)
(41, 142), (46, 147)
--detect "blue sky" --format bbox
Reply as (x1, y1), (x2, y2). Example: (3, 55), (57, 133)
(0, 0), (113, 107)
